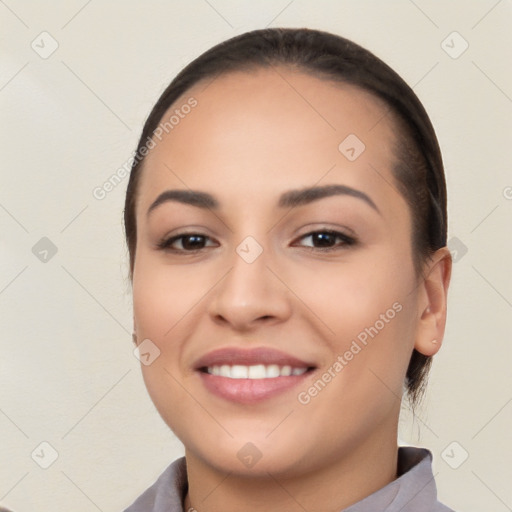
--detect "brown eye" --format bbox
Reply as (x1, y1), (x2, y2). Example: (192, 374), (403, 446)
(157, 233), (216, 252)
(296, 230), (356, 251)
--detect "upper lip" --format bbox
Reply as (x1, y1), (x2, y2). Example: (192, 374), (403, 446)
(193, 347), (316, 370)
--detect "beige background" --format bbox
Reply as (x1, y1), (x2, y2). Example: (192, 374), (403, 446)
(1, 1), (511, 511)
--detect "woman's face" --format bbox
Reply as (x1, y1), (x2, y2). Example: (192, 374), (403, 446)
(132, 67), (439, 476)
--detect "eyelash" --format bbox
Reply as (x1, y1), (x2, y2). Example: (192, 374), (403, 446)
(156, 229), (357, 254)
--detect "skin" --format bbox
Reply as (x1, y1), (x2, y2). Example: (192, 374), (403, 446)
(131, 67), (452, 512)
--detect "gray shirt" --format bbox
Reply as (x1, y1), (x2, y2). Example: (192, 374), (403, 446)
(123, 446), (456, 511)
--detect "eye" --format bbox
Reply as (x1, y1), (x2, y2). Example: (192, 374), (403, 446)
(156, 229), (356, 254)
(294, 230), (356, 251)
(156, 233), (217, 253)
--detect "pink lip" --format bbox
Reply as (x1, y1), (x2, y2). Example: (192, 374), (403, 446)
(194, 347), (316, 404)
(199, 372), (314, 404)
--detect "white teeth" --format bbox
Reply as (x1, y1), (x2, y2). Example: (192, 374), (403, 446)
(280, 365), (292, 376)
(266, 364), (280, 378)
(207, 364), (309, 379)
(230, 365), (248, 378)
(248, 364), (266, 379)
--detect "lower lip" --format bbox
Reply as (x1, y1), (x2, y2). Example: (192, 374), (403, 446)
(198, 370), (314, 404)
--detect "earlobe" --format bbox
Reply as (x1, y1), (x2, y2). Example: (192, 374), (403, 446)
(417, 337), (441, 357)
(414, 247), (452, 357)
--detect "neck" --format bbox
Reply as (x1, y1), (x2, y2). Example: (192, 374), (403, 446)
(183, 424), (399, 512)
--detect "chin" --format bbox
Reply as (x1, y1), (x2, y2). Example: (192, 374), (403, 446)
(183, 429), (316, 478)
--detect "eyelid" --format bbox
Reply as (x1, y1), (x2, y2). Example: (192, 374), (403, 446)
(294, 223), (357, 240)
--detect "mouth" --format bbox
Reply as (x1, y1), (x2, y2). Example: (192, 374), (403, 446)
(194, 347), (317, 404)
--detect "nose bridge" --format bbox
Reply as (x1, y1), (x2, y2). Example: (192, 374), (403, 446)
(225, 233), (274, 304)
(208, 232), (290, 328)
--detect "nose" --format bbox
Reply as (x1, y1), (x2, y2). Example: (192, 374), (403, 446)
(207, 240), (292, 332)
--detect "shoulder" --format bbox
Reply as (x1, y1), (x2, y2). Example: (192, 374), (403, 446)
(122, 456), (188, 512)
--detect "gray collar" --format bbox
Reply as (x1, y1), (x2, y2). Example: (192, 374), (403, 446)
(123, 447), (455, 511)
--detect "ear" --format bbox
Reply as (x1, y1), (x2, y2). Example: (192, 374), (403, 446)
(414, 246), (452, 356)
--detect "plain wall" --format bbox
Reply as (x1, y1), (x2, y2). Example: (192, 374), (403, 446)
(1, 1), (511, 511)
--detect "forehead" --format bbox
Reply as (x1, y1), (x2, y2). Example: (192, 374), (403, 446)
(137, 67), (401, 212)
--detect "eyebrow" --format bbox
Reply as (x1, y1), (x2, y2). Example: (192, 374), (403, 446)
(146, 184), (380, 217)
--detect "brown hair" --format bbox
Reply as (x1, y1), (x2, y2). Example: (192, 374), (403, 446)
(123, 28), (447, 406)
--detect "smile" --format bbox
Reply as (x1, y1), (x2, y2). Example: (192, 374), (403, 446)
(193, 346), (317, 403)
(204, 364), (309, 379)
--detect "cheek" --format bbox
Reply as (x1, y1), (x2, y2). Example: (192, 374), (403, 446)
(291, 246), (414, 341)
(293, 250), (416, 399)
(132, 259), (207, 434)
(132, 257), (204, 409)
(132, 257), (208, 345)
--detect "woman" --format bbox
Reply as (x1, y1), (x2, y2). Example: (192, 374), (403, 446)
(123, 27), (454, 511)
